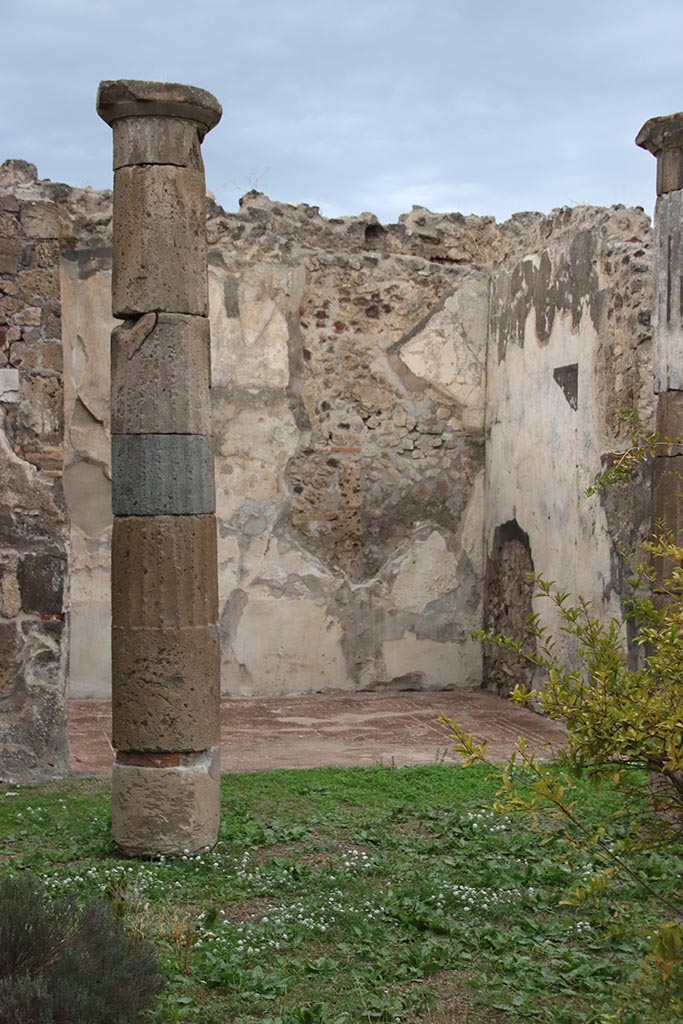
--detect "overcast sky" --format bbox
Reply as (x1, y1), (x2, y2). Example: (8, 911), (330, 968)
(1, 0), (682, 224)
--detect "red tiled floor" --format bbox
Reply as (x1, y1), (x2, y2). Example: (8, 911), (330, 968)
(68, 691), (565, 776)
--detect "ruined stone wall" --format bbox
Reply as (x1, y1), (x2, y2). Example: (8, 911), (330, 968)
(484, 205), (654, 693)
(0, 159), (656, 725)
(53, 182), (496, 698)
(208, 196), (490, 694)
(0, 162), (71, 780)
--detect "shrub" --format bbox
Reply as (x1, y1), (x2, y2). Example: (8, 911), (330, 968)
(0, 875), (165, 1024)
(441, 531), (683, 1020)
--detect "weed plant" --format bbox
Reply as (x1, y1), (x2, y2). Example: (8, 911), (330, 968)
(0, 874), (164, 1023)
(1, 765), (680, 1023)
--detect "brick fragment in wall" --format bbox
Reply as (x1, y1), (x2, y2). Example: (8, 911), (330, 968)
(111, 434), (214, 516)
(112, 515), (218, 627)
(111, 312), (211, 434)
(112, 624), (220, 751)
(111, 747), (220, 856)
(112, 164), (208, 317)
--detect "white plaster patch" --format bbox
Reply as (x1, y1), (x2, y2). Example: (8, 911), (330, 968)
(397, 275), (488, 429)
(213, 399), (299, 524)
(391, 531), (460, 614)
(0, 368), (20, 403)
(485, 298), (624, 669)
(459, 468), (485, 573)
(382, 633), (481, 690)
(229, 597), (351, 695)
(209, 263), (304, 389)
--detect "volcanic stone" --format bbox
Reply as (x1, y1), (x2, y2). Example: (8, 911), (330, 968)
(111, 434), (214, 516)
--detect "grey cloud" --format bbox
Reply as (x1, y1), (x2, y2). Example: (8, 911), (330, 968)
(1, 0), (682, 221)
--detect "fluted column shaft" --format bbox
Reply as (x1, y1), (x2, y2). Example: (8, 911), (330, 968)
(97, 80), (222, 856)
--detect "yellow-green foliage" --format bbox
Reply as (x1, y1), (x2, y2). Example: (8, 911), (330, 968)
(442, 527), (683, 1021)
(474, 547), (683, 821)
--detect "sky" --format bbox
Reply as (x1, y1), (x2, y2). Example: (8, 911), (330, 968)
(1, 0), (682, 225)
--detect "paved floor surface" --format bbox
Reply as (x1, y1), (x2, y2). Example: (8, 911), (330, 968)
(69, 691), (565, 776)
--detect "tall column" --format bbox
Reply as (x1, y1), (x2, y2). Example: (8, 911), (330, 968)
(637, 114), (683, 548)
(97, 80), (222, 855)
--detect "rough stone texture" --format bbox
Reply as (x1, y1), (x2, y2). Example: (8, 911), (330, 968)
(0, 161), (657, 711)
(652, 191), (683, 393)
(100, 80), (222, 856)
(60, 247), (114, 697)
(484, 521), (536, 697)
(636, 113), (683, 195)
(112, 624), (220, 751)
(111, 312), (211, 435)
(111, 433), (214, 516)
(112, 515), (217, 627)
(97, 80), (222, 136)
(111, 746), (220, 856)
(486, 205), (654, 676)
(0, 160), (69, 781)
(112, 165), (208, 317)
(112, 117), (205, 171)
(207, 195), (490, 694)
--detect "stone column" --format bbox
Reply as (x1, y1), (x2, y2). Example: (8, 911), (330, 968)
(637, 114), (683, 549)
(97, 80), (222, 855)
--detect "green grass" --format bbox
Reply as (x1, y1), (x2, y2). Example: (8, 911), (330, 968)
(1, 764), (681, 1023)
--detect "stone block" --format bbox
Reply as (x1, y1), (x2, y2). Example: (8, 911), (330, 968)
(20, 201), (71, 240)
(112, 165), (208, 317)
(111, 746), (220, 856)
(111, 434), (214, 516)
(111, 312), (211, 435)
(97, 80), (222, 137)
(0, 238), (21, 275)
(0, 368), (19, 403)
(0, 212), (18, 238)
(653, 192), (683, 392)
(18, 553), (65, 615)
(0, 617), (68, 782)
(657, 150), (683, 196)
(0, 621), (19, 699)
(112, 116), (204, 171)
(16, 374), (63, 444)
(112, 624), (220, 751)
(0, 551), (21, 618)
(112, 514), (218, 627)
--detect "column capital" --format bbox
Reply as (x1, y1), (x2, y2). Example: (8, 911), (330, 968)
(636, 112), (683, 195)
(96, 80), (222, 138)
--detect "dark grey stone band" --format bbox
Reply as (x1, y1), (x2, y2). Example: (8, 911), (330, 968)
(112, 434), (214, 516)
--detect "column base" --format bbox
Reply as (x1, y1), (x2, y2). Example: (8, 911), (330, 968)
(112, 746), (220, 856)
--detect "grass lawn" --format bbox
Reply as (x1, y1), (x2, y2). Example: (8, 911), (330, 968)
(1, 764), (681, 1023)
